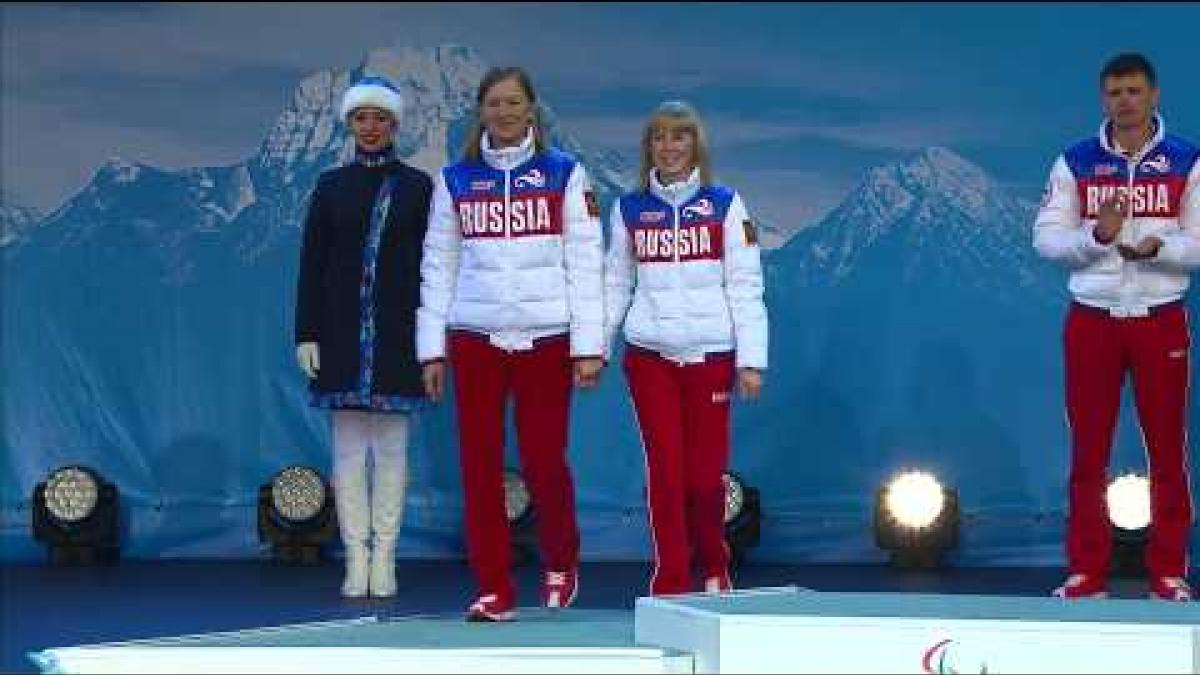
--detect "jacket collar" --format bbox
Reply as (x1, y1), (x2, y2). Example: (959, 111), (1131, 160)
(1099, 112), (1165, 161)
(481, 127), (535, 171)
(649, 167), (702, 207)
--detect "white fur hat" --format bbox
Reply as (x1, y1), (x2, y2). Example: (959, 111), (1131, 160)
(339, 76), (404, 122)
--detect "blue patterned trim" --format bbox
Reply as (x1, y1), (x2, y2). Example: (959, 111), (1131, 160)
(354, 171), (398, 400)
(309, 391), (428, 413)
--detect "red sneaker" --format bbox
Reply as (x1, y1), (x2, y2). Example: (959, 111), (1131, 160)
(542, 569), (578, 608)
(1148, 576), (1193, 602)
(465, 592), (516, 622)
(1051, 573), (1108, 599)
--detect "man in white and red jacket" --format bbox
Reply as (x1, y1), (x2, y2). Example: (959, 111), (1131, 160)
(1034, 52), (1200, 602)
(417, 67), (604, 622)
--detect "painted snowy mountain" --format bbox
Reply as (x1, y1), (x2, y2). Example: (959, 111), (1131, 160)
(17, 45), (632, 270)
(1, 46), (1085, 563)
(0, 192), (43, 248)
(738, 147), (1072, 533)
(0, 44), (636, 558)
(757, 220), (802, 251)
(769, 146), (1062, 304)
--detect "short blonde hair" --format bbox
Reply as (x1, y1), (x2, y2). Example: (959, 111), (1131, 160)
(639, 100), (713, 191)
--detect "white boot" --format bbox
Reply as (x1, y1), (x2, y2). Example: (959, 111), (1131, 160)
(341, 543), (370, 598)
(333, 410), (372, 598)
(368, 413), (409, 598)
(369, 539), (396, 597)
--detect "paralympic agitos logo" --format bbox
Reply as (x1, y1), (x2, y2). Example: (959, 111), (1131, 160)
(921, 638), (989, 674)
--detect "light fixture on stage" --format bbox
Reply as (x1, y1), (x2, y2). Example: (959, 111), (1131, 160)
(258, 465), (336, 565)
(723, 471), (761, 567)
(32, 465), (120, 565)
(1106, 472), (1150, 578)
(874, 470), (960, 569)
(504, 468), (538, 566)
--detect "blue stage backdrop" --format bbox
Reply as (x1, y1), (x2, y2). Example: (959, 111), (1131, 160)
(3, 4), (1200, 564)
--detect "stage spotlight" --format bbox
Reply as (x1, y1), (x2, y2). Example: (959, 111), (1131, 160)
(874, 470), (960, 569)
(32, 465), (120, 565)
(504, 468), (538, 567)
(723, 471), (761, 567)
(1107, 472), (1150, 578)
(257, 465), (336, 565)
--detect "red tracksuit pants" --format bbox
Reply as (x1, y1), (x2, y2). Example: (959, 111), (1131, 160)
(449, 331), (580, 601)
(624, 345), (735, 596)
(1064, 302), (1193, 579)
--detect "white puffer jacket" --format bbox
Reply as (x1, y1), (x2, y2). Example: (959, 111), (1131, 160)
(1034, 115), (1200, 314)
(604, 169), (768, 369)
(417, 130), (605, 360)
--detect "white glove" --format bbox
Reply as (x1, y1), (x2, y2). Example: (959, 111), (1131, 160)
(296, 342), (320, 379)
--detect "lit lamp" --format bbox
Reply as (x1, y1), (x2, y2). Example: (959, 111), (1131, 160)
(874, 470), (960, 569)
(1106, 473), (1150, 578)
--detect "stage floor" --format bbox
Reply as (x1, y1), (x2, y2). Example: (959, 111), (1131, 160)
(0, 559), (1174, 672)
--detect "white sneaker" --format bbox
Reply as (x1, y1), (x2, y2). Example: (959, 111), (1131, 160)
(1149, 576), (1193, 601)
(1050, 573), (1108, 599)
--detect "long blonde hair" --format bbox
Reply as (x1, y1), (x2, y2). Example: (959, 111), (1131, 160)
(639, 100), (713, 191)
(461, 66), (548, 162)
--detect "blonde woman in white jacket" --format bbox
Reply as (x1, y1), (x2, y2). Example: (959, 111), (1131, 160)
(417, 66), (605, 622)
(604, 101), (768, 597)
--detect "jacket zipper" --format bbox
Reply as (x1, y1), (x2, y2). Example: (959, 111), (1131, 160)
(1119, 135), (1154, 310)
(504, 168), (511, 239)
(672, 204), (681, 264)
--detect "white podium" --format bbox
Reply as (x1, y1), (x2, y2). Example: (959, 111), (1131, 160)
(635, 586), (1200, 674)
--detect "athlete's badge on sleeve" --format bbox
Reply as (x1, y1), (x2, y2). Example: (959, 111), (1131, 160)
(584, 190), (600, 218)
(742, 219), (759, 245)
